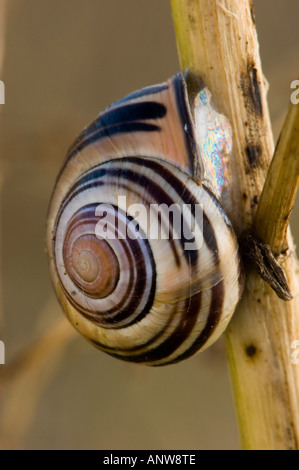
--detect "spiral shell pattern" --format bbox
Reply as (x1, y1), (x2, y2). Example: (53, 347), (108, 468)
(47, 72), (243, 366)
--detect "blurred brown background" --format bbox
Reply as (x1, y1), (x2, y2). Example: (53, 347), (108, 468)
(0, 0), (298, 450)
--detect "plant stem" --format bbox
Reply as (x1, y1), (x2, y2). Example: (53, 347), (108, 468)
(254, 95), (299, 255)
(171, 0), (299, 449)
(0, 310), (76, 449)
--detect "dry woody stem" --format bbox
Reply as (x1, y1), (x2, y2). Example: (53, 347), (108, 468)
(171, 0), (299, 449)
(254, 95), (299, 255)
(0, 313), (76, 449)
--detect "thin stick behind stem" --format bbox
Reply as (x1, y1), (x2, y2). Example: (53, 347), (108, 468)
(254, 95), (299, 255)
(0, 309), (76, 449)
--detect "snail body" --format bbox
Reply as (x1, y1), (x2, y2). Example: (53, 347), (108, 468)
(47, 72), (243, 366)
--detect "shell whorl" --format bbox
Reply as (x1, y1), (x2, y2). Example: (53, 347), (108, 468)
(47, 72), (243, 366)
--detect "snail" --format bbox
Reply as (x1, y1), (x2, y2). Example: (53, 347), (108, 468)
(47, 71), (244, 366)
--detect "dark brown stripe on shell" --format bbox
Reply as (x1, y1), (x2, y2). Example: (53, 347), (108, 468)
(173, 73), (199, 179)
(163, 280), (225, 365)
(67, 101), (167, 159)
(57, 160), (197, 266)
(94, 292), (201, 365)
(56, 204), (156, 328)
(56, 172), (182, 268)
(115, 82), (169, 106)
(88, 301), (180, 356)
(67, 122), (161, 158)
(122, 157), (219, 265)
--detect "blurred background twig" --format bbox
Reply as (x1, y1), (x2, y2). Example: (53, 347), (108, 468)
(0, 300), (75, 449)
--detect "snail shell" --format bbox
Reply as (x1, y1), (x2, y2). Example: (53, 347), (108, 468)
(47, 72), (243, 366)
